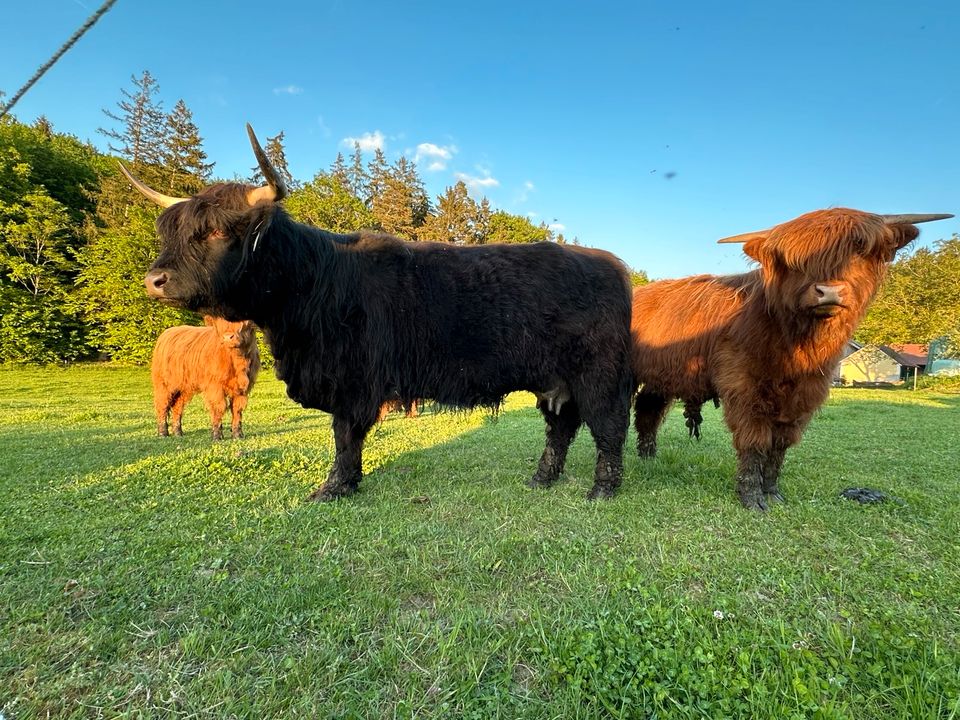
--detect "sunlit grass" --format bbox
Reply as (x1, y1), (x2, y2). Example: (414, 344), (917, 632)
(1, 365), (959, 718)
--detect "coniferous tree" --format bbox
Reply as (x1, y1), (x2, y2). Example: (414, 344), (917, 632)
(250, 131), (296, 189)
(99, 70), (165, 167)
(419, 181), (479, 244)
(347, 142), (368, 200)
(474, 197), (491, 244)
(366, 147), (388, 206)
(286, 172), (377, 233)
(330, 152), (350, 190)
(163, 99), (214, 195)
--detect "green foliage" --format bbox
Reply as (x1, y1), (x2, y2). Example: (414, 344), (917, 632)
(285, 172), (376, 233)
(629, 268), (650, 286)
(420, 181), (486, 244)
(486, 210), (552, 244)
(858, 236), (960, 345)
(163, 99), (214, 195)
(0, 116), (99, 361)
(75, 201), (195, 363)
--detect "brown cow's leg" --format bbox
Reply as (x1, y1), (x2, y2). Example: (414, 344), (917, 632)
(203, 390), (227, 441)
(230, 395), (248, 439)
(404, 399), (419, 418)
(529, 401), (580, 489)
(169, 392), (191, 436)
(155, 388), (174, 436)
(735, 449), (768, 511)
(761, 447), (786, 503)
(634, 392), (670, 458)
(309, 414), (372, 501)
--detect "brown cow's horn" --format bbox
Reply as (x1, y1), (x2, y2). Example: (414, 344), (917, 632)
(118, 162), (188, 208)
(879, 213), (954, 225)
(246, 123), (288, 204)
(716, 229), (770, 244)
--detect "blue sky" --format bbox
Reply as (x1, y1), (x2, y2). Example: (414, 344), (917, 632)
(2, 0), (958, 278)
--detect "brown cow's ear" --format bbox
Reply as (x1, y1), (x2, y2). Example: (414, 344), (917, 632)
(742, 235), (768, 262)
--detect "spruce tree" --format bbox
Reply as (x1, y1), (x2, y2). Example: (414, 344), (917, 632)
(330, 152), (350, 190)
(347, 142), (368, 200)
(251, 131), (296, 189)
(366, 147), (388, 206)
(99, 70), (165, 167)
(420, 181), (479, 244)
(163, 99), (214, 195)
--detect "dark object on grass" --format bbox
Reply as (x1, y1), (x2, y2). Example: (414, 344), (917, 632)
(840, 487), (901, 504)
(124, 125), (635, 502)
(630, 208), (952, 511)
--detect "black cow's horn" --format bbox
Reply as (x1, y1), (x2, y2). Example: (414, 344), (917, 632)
(716, 229), (770, 244)
(118, 162), (188, 208)
(879, 213), (954, 225)
(246, 123), (288, 204)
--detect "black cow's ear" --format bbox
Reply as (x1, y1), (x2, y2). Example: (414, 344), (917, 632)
(241, 204), (277, 255)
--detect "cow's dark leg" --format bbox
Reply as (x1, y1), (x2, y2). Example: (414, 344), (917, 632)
(760, 447), (786, 503)
(155, 389), (175, 437)
(634, 391), (670, 458)
(309, 414), (373, 501)
(735, 448), (767, 511)
(580, 374), (630, 500)
(529, 401), (581, 489)
(682, 400), (705, 440)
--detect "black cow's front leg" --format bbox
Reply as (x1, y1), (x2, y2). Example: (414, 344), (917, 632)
(308, 414), (372, 501)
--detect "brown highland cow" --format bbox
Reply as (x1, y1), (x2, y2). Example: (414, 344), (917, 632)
(630, 208), (951, 510)
(152, 316), (260, 440)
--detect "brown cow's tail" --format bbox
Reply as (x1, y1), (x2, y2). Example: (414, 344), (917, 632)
(683, 400), (706, 440)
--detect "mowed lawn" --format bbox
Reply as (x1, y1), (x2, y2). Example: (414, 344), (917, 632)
(1, 366), (958, 719)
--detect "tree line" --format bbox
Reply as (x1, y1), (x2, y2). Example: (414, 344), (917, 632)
(1, 71), (956, 365)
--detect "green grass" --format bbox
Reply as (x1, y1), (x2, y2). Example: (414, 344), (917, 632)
(1, 365), (959, 719)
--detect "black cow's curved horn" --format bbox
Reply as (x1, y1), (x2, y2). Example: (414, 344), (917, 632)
(118, 162), (188, 208)
(716, 229), (770, 244)
(879, 213), (954, 225)
(246, 123), (288, 204)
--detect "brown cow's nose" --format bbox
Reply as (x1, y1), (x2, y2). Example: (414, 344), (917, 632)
(144, 271), (169, 297)
(815, 284), (843, 305)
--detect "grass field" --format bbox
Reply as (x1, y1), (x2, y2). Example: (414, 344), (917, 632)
(1, 365), (959, 719)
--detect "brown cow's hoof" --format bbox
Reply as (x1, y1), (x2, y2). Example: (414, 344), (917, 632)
(232, 429), (244, 439)
(636, 438), (657, 459)
(739, 492), (769, 512)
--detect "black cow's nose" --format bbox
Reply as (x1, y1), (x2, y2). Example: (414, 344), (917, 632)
(144, 271), (169, 297)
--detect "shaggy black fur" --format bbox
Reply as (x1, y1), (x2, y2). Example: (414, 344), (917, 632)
(146, 185), (635, 501)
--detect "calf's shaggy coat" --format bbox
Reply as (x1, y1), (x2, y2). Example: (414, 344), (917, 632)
(630, 208), (951, 510)
(152, 316), (260, 439)
(126, 126), (634, 501)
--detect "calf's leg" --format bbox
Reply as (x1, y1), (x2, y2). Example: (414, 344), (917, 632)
(169, 391), (191, 436)
(202, 390), (227, 441)
(230, 394), (248, 439)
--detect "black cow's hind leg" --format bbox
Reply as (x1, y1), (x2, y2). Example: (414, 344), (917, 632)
(529, 401), (581, 489)
(634, 392), (670, 458)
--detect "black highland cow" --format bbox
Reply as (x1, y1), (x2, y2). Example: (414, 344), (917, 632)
(123, 126), (635, 501)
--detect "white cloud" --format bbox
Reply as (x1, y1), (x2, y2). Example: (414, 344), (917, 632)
(516, 180), (536, 203)
(456, 171), (499, 190)
(273, 85), (303, 95)
(341, 130), (386, 152)
(549, 222), (566, 232)
(414, 142), (458, 171)
(317, 115), (331, 139)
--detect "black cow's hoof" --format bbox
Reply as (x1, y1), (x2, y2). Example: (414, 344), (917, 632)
(527, 471), (556, 489)
(307, 483), (357, 502)
(764, 490), (785, 504)
(586, 485), (617, 501)
(739, 493), (769, 512)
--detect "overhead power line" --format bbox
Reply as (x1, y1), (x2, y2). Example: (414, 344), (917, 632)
(0, 0), (119, 120)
